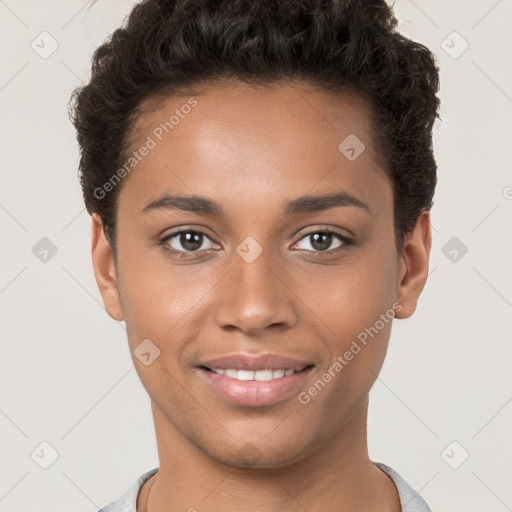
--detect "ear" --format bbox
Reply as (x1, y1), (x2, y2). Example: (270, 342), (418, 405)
(91, 213), (124, 321)
(395, 210), (432, 319)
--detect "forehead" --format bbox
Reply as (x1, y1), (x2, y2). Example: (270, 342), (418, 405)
(119, 81), (391, 217)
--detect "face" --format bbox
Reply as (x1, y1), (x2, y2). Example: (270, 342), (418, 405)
(92, 81), (430, 468)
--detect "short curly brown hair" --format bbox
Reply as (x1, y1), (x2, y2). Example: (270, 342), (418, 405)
(69, 0), (440, 256)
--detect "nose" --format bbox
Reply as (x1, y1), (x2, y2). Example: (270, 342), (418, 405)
(213, 246), (298, 337)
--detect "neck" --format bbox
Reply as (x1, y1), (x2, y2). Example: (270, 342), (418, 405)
(139, 396), (400, 512)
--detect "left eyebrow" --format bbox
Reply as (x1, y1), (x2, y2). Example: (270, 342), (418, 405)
(141, 190), (370, 216)
(283, 191), (371, 216)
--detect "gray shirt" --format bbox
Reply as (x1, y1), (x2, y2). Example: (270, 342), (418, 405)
(98, 462), (431, 512)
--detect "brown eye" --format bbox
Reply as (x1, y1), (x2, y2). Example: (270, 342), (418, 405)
(163, 229), (216, 253)
(295, 230), (348, 253)
(309, 232), (335, 251)
(178, 231), (203, 251)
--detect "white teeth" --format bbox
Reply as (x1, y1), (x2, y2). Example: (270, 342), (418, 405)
(237, 370), (254, 381)
(211, 368), (295, 381)
(255, 369), (273, 381)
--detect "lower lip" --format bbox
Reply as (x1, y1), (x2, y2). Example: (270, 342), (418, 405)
(198, 367), (313, 407)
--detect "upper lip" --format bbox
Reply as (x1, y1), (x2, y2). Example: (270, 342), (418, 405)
(198, 353), (313, 371)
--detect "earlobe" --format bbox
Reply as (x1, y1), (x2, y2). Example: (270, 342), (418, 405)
(395, 210), (432, 320)
(91, 213), (124, 321)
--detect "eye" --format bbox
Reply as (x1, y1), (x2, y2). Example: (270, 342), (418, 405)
(160, 229), (218, 256)
(293, 229), (353, 254)
(159, 227), (353, 259)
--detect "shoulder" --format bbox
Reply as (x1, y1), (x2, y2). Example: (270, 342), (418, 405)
(97, 467), (159, 512)
(375, 462), (431, 512)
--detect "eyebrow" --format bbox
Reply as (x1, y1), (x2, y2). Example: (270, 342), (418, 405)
(142, 191), (370, 216)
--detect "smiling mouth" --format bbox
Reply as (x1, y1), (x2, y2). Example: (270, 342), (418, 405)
(200, 366), (314, 382)
(198, 361), (315, 407)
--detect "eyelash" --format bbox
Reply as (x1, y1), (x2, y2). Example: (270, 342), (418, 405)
(158, 227), (354, 260)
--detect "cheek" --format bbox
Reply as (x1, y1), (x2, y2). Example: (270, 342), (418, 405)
(115, 234), (219, 365)
(307, 241), (398, 341)
(115, 249), (205, 405)
(303, 240), (399, 391)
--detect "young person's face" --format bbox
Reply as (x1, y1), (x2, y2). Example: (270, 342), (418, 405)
(92, 81), (430, 468)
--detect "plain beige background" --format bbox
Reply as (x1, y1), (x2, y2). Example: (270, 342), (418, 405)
(0, 1), (511, 511)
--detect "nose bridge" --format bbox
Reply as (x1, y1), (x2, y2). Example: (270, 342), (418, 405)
(214, 241), (296, 335)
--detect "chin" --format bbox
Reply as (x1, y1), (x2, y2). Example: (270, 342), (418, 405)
(208, 439), (310, 470)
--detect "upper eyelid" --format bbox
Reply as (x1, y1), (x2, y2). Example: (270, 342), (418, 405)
(162, 228), (218, 249)
(293, 226), (352, 242)
(291, 229), (351, 250)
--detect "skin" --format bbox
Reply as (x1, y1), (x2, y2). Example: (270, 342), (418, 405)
(91, 81), (431, 512)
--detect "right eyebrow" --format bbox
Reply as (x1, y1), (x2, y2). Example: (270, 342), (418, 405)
(142, 194), (223, 216)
